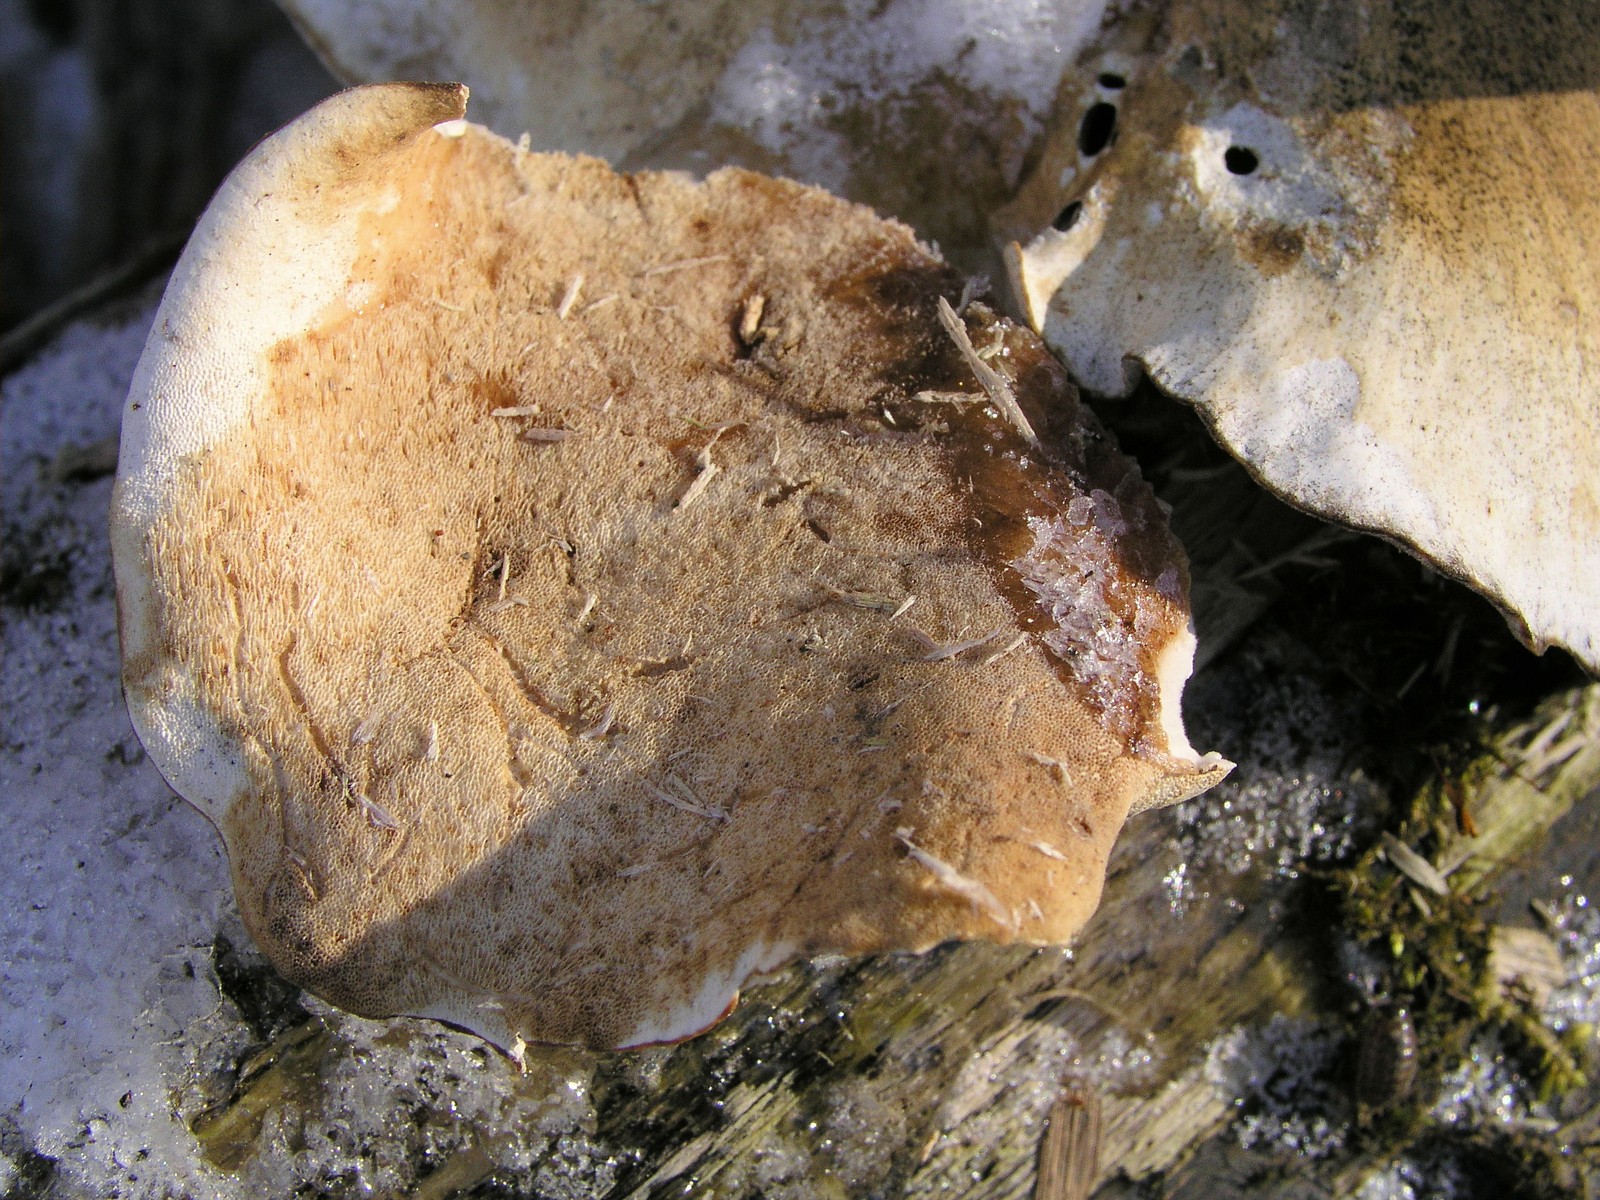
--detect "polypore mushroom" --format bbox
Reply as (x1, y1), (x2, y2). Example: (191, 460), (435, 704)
(111, 83), (1227, 1052)
(278, 0), (1115, 267)
(999, 0), (1600, 672)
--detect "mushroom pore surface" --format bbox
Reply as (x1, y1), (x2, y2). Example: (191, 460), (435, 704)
(1000, 0), (1600, 673)
(112, 84), (1226, 1051)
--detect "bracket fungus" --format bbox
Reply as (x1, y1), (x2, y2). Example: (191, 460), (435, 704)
(111, 83), (1227, 1052)
(999, 0), (1600, 673)
(278, 0), (1117, 269)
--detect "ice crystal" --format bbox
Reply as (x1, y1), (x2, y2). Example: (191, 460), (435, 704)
(1207, 1016), (1350, 1158)
(1012, 494), (1159, 739)
(1540, 887), (1600, 1033)
(1171, 650), (1378, 893)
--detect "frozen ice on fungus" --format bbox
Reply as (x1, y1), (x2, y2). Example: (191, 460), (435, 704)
(1002, 0), (1600, 672)
(110, 84), (1228, 1051)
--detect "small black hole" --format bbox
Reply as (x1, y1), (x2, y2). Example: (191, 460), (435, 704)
(1224, 145), (1259, 175)
(1097, 72), (1126, 89)
(1052, 201), (1083, 233)
(1077, 102), (1118, 157)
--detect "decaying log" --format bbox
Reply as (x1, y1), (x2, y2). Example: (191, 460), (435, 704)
(186, 680), (1600, 1198)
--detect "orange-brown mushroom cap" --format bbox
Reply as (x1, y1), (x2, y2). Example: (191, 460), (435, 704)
(111, 84), (1227, 1052)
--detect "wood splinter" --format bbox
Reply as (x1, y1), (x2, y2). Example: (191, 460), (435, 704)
(1033, 1088), (1101, 1200)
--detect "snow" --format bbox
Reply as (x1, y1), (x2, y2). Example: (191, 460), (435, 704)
(244, 1000), (607, 1197)
(1355, 1156), (1472, 1200)
(1166, 645), (1380, 911)
(1428, 1035), (1542, 1131)
(906, 992), (1158, 1194)
(1206, 1016), (1350, 1158)
(710, 0), (1110, 191)
(0, 308), (236, 1194)
(1540, 883), (1600, 1034)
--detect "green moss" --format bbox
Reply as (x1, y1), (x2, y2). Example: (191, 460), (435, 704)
(1332, 759), (1587, 1129)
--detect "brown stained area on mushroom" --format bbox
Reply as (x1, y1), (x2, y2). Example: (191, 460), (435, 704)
(127, 94), (1222, 1049)
(822, 269), (1193, 749)
(936, 309), (1192, 751)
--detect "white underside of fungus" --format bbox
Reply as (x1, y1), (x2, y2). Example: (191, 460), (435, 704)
(1000, 0), (1600, 673)
(112, 84), (1227, 1051)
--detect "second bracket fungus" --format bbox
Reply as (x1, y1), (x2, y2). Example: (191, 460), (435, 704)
(111, 84), (1227, 1052)
(279, 0), (1117, 270)
(1001, 0), (1600, 674)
